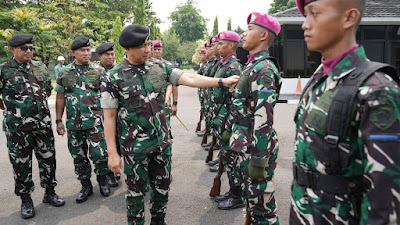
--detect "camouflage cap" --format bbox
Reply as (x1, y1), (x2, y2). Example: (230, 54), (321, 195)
(96, 42), (115, 54)
(119, 24), (150, 48)
(296, 0), (317, 17)
(8, 34), (33, 47)
(71, 36), (90, 50)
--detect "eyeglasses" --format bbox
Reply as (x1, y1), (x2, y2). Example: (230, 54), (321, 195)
(19, 46), (35, 52)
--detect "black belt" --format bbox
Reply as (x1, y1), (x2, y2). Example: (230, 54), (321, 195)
(293, 162), (362, 195)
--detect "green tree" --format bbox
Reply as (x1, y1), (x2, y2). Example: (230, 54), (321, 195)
(177, 41), (198, 65)
(192, 39), (205, 65)
(150, 20), (161, 40)
(134, 0), (146, 26)
(227, 17), (232, 31)
(268, 0), (296, 14)
(169, 0), (207, 42)
(213, 16), (218, 35)
(111, 16), (125, 64)
(234, 25), (245, 35)
(162, 29), (180, 63)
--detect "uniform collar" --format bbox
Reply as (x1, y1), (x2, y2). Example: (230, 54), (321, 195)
(9, 57), (31, 68)
(247, 50), (269, 64)
(222, 54), (236, 65)
(324, 46), (368, 81)
(70, 60), (96, 70)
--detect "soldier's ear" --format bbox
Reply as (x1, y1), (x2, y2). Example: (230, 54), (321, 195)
(259, 30), (268, 42)
(343, 8), (360, 30)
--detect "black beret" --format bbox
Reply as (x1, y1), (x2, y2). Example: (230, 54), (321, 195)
(96, 42), (115, 54)
(119, 24), (150, 48)
(71, 36), (91, 50)
(8, 34), (33, 47)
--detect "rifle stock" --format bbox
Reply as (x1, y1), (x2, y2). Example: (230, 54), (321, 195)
(209, 155), (224, 197)
(205, 133), (216, 163)
(201, 123), (208, 145)
(195, 110), (203, 132)
(244, 204), (251, 225)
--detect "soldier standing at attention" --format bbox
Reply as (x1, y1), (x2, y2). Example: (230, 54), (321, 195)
(196, 48), (207, 133)
(212, 31), (244, 210)
(290, 0), (400, 224)
(55, 36), (111, 203)
(227, 12), (282, 224)
(96, 42), (119, 187)
(97, 42), (116, 72)
(152, 40), (178, 116)
(0, 34), (65, 219)
(101, 24), (238, 225)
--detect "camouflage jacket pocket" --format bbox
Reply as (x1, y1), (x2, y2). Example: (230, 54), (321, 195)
(85, 71), (100, 89)
(62, 72), (76, 93)
(147, 65), (167, 91)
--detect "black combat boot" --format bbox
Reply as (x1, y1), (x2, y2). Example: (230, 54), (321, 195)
(107, 171), (118, 187)
(214, 190), (231, 202)
(217, 186), (245, 210)
(209, 164), (219, 172)
(97, 175), (111, 196)
(150, 217), (167, 225)
(20, 194), (35, 219)
(76, 179), (93, 203)
(42, 186), (65, 207)
(207, 159), (219, 166)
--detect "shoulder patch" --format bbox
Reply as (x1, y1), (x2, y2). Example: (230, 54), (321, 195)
(367, 90), (397, 130)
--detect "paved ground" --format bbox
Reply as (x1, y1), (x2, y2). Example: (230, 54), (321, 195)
(0, 86), (297, 225)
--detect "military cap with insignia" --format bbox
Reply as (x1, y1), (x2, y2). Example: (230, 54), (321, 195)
(153, 40), (163, 48)
(218, 31), (240, 43)
(96, 42), (115, 54)
(296, 0), (316, 17)
(199, 49), (206, 54)
(119, 24), (150, 48)
(247, 12), (281, 36)
(71, 36), (91, 50)
(8, 34), (34, 47)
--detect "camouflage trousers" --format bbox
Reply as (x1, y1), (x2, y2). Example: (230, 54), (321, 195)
(236, 151), (279, 225)
(124, 146), (172, 225)
(67, 125), (109, 180)
(221, 142), (241, 188)
(5, 128), (57, 196)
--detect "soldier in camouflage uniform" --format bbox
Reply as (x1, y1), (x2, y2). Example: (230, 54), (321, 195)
(0, 34), (65, 219)
(100, 24), (239, 225)
(226, 12), (282, 224)
(197, 42), (212, 137)
(96, 42), (119, 186)
(195, 48), (207, 134)
(290, 0), (400, 224)
(211, 31), (245, 210)
(55, 36), (111, 203)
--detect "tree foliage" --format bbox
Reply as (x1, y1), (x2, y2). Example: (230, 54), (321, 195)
(169, 0), (207, 43)
(213, 16), (218, 35)
(162, 29), (180, 63)
(268, 0), (296, 14)
(192, 39), (205, 65)
(111, 16), (125, 64)
(234, 25), (245, 35)
(227, 17), (232, 31)
(0, 0), (161, 65)
(134, 0), (146, 26)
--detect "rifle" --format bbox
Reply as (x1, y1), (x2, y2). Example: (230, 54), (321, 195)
(244, 204), (251, 225)
(195, 109), (203, 132)
(209, 154), (224, 197)
(205, 133), (216, 163)
(205, 91), (232, 163)
(201, 122), (208, 146)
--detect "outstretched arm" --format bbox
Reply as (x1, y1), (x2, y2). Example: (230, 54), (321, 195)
(177, 72), (239, 88)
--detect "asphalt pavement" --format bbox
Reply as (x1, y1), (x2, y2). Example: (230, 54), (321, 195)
(0, 86), (297, 225)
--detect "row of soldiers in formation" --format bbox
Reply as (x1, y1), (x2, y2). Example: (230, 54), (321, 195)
(1, 0), (400, 224)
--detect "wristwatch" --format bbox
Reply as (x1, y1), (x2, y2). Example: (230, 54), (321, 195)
(172, 101), (178, 105)
(56, 119), (62, 123)
(218, 78), (224, 88)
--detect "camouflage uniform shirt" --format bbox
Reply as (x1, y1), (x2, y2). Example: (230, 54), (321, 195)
(228, 50), (282, 167)
(290, 46), (400, 225)
(55, 61), (104, 130)
(100, 59), (182, 155)
(0, 57), (53, 132)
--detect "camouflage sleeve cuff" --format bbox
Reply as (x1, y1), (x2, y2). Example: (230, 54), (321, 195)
(169, 68), (184, 86)
(100, 92), (118, 108)
(249, 156), (269, 167)
(54, 84), (65, 93)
